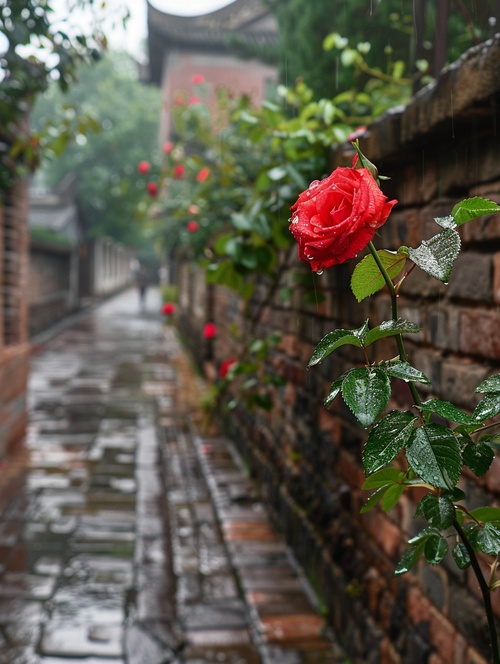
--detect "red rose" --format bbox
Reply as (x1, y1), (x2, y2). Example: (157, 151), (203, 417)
(186, 220), (199, 233)
(162, 302), (175, 315)
(196, 167), (210, 183)
(147, 182), (158, 197)
(192, 73), (205, 84)
(219, 358), (237, 379)
(138, 161), (151, 174)
(174, 165), (185, 179)
(289, 167), (397, 273)
(163, 141), (174, 154)
(203, 322), (217, 339)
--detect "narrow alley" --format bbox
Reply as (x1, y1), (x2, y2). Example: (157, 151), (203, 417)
(0, 288), (343, 664)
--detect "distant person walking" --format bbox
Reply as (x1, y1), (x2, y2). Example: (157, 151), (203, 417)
(136, 266), (148, 308)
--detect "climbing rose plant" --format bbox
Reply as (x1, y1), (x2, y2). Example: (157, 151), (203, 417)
(291, 141), (500, 662)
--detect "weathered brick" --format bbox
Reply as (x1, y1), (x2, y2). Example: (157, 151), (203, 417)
(429, 607), (459, 664)
(459, 308), (500, 360)
(493, 252), (500, 305)
(448, 253), (493, 303)
(440, 359), (489, 409)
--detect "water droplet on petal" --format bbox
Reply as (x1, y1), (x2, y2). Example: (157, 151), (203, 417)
(291, 215), (299, 225)
(316, 269), (324, 275)
(309, 180), (320, 190)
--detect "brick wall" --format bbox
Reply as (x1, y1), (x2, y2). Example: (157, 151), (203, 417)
(28, 240), (75, 337)
(176, 36), (500, 663)
(0, 180), (30, 455)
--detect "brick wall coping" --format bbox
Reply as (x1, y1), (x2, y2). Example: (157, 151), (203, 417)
(346, 33), (500, 167)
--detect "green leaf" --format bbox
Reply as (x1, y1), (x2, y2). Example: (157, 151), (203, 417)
(360, 485), (390, 514)
(394, 543), (425, 575)
(452, 543), (471, 570)
(405, 424), (462, 489)
(362, 467), (406, 490)
(424, 534), (449, 565)
(351, 249), (407, 302)
(476, 522), (500, 555)
(384, 361), (430, 385)
(308, 321), (369, 367)
(324, 373), (347, 407)
(451, 197), (500, 226)
(469, 507), (500, 523)
(408, 228), (461, 283)
(473, 394), (500, 421)
(364, 319), (421, 346)
(381, 483), (406, 512)
(417, 494), (455, 529)
(463, 442), (494, 477)
(363, 410), (417, 474)
(421, 399), (474, 424)
(476, 374), (500, 394)
(342, 367), (391, 428)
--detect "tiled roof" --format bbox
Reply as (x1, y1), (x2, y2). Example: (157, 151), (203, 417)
(147, 0), (277, 84)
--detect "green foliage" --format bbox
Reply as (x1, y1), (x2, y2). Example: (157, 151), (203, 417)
(1, 0), (120, 193)
(31, 52), (161, 246)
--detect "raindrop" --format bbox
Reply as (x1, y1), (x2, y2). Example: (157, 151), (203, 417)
(316, 269), (324, 276)
(290, 215), (299, 224)
(309, 180), (320, 189)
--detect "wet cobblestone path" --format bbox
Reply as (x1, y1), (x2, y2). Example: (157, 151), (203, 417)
(0, 289), (345, 664)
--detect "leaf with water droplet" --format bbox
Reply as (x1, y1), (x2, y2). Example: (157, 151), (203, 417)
(341, 367), (391, 428)
(476, 374), (500, 394)
(351, 249), (408, 302)
(424, 533), (449, 565)
(364, 319), (421, 346)
(421, 398), (473, 423)
(416, 494), (455, 529)
(434, 216), (456, 229)
(308, 321), (369, 367)
(384, 361), (430, 385)
(473, 394), (500, 421)
(363, 409), (417, 474)
(405, 424), (462, 489)
(463, 441), (494, 477)
(408, 228), (461, 283)
(451, 196), (500, 226)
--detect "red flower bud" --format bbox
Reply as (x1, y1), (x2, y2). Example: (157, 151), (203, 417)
(138, 161), (151, 174)
(219, 358), (237, 379)
(189, 96), (201, 106)
(174, 165), (185, 179)
(162, 302), (175, 315)
(196, 167), (210, 183)
(162, 141), (174, 154)
(192, 73), (205, 85)
(147, 182), (158, 197)
(203, 322), (217, 339)
(186, 220), (199, 233)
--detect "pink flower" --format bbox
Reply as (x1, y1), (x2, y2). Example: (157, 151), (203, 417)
(189, 96), (201, 106)
(196, 167), (210, 183)
(219, 358), (237, 379)
(174, 164), (185, 179)
(186, 220), (199, 233)
(138, 161), (151, 174)
(162, 302), (175, 315)
(175, 96), (184, 105)
(163, 141), (174, 154)
(147, 182), (158, 197)
(192, 73), (205, 85)
(348, 126), (367, 143)
(188, 204), (200, 215)
(203, 322), (217, 339)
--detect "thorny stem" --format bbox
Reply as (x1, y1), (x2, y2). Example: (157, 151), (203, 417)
(368, 242), (421, 407)
(453, 518), (500, 664)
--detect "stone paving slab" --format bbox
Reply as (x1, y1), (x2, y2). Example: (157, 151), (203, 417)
(0, 289), (346, 664)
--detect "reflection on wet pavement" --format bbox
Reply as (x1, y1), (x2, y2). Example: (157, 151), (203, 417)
(0, 288), (345, 664)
